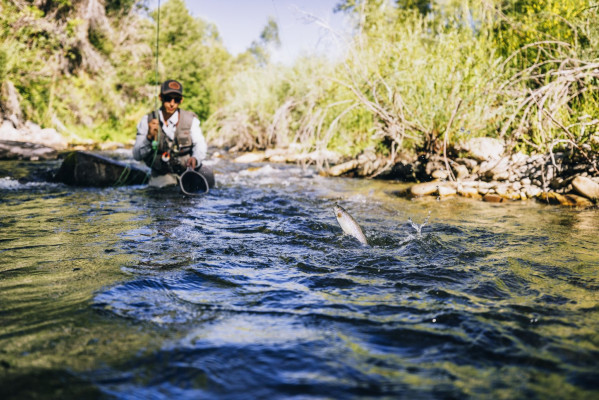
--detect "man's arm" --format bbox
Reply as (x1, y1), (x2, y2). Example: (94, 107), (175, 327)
(133, 116), (157, 161)
(189, 117), (207, 165)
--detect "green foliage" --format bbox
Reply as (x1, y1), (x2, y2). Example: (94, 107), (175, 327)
(152, 0), (232, 120)
(247, 17), (280, 66)
(207, 0), (599, 166)
(88, 26), (113, 55)
(105, 0), (138, 15)
(493, 0), (589, 58)
(260, 17), (281, 46)
(0, 48), (6, 83)
(2, 0), (598, 164)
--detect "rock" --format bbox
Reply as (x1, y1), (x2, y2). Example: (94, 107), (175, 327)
(425, 158), (445, 176)
(572, 175), (599, 202)
(458, 158), (478, 170)
(492, 171), (510, 181)
(480, 156), (510, 180)
(459, 180), (479, 188)
(494, 184), (509, 197)
(234, 152), (267, 163)
(0, 140), (58, 160)
(456, 137), (505, 161)
(561, 194), (594, 208)
(431, 169), (448, 180)
(54, 151), (149, 186)
(0, 120), (18, 135)
(477, 181), (494, 195)
(407, 182), (457, 197)
(453, 164), (469, 180)
(437, 184), (457, 197)
(535, 192), (593, 207)
(525, 186), (542, 198)
(504, 191), (523, 201)
(483, 194), (505, 203)
(457, 186), (481, 199)
(325, 160), (359, 177)
(510, 152), (528, 165)
(265, 148), (286, 158)
(300, 149), (342, 164)
(477, 181), (494, 190)
(536, 192), (563, 205)
(389, 186), (411, 197)
(357, 148), (377, 163)
(264, 148), (299, 163)
(410, 182), (440, 197)
(268, 154), (291, 163)
(1, 81), (23, 121)
(0, 120), (68, 150)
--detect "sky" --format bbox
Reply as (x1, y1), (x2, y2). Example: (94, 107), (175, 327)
(185, 0), (351, 64)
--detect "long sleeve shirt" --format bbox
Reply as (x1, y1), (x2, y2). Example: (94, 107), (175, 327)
(133, 109), (207, 163)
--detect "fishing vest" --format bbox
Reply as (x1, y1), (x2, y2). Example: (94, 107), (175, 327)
(144, 109), (197, 175)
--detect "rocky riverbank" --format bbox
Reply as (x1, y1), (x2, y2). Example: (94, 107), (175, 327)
(227, 137), (599, 208)
(2, 117), (598, 207)
(0, 118), (125, 160)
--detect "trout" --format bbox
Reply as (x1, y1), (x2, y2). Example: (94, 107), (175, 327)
(334, 204), (369, 245)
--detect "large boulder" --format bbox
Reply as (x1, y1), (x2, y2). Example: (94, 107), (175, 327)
(456, 137), (505, 162)
(54, 151), (149, 186)
(572, 175), (599, 202)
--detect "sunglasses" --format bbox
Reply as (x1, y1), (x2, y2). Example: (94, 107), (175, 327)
(162, 95), (182, 104)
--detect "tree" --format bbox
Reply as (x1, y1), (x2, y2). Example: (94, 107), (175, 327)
(152, 0), (232, 120)
(248, 17), (281, 66)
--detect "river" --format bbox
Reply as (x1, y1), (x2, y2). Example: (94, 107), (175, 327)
(1, 153), (598, 399)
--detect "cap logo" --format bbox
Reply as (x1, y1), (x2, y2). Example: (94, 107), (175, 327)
(168, 82), (181, 90)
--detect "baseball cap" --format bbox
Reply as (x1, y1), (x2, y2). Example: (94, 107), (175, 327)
(160, 80), (183, 96)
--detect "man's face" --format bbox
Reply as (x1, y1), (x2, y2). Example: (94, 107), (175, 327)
(160, 94), (182, 114)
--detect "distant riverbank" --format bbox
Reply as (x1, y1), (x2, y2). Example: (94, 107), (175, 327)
(1, 118), (598, 208)
(222, 136), (599, 208)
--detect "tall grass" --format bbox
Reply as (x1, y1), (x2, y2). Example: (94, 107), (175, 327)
(4, 0), (598, 163)
(207, 3), (511, 163)
(207, 0), (599, 173)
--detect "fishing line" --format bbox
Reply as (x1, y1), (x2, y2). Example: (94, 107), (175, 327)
(154, 0), (160, 112)
(143, 0), (161, 185)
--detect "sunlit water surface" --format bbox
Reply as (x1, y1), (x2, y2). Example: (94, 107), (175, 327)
(1, 155), (598, 399)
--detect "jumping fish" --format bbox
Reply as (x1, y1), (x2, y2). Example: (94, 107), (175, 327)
(334, 204), (369, 245)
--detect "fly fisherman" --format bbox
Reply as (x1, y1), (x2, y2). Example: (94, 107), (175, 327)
(133, 79), (207, 188)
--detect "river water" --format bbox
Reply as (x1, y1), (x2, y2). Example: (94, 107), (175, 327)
(1, 153), (598, 399)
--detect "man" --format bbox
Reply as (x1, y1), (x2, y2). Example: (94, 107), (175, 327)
(133, 79), (207, 188)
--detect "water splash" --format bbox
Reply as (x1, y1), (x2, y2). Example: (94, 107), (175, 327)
(0, 177), (49, 190)
(408, 211), (431, 237)
(0, 177), (20, 189)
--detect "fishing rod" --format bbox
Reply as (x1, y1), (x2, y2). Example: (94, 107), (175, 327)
(154, 0), (160, 115)
(151, 1), (161, 151)
(142, 0), (161, 184)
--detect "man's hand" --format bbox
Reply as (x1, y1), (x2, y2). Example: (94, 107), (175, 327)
(187, 157), (198, 170)
(147, 118), (159, 141)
